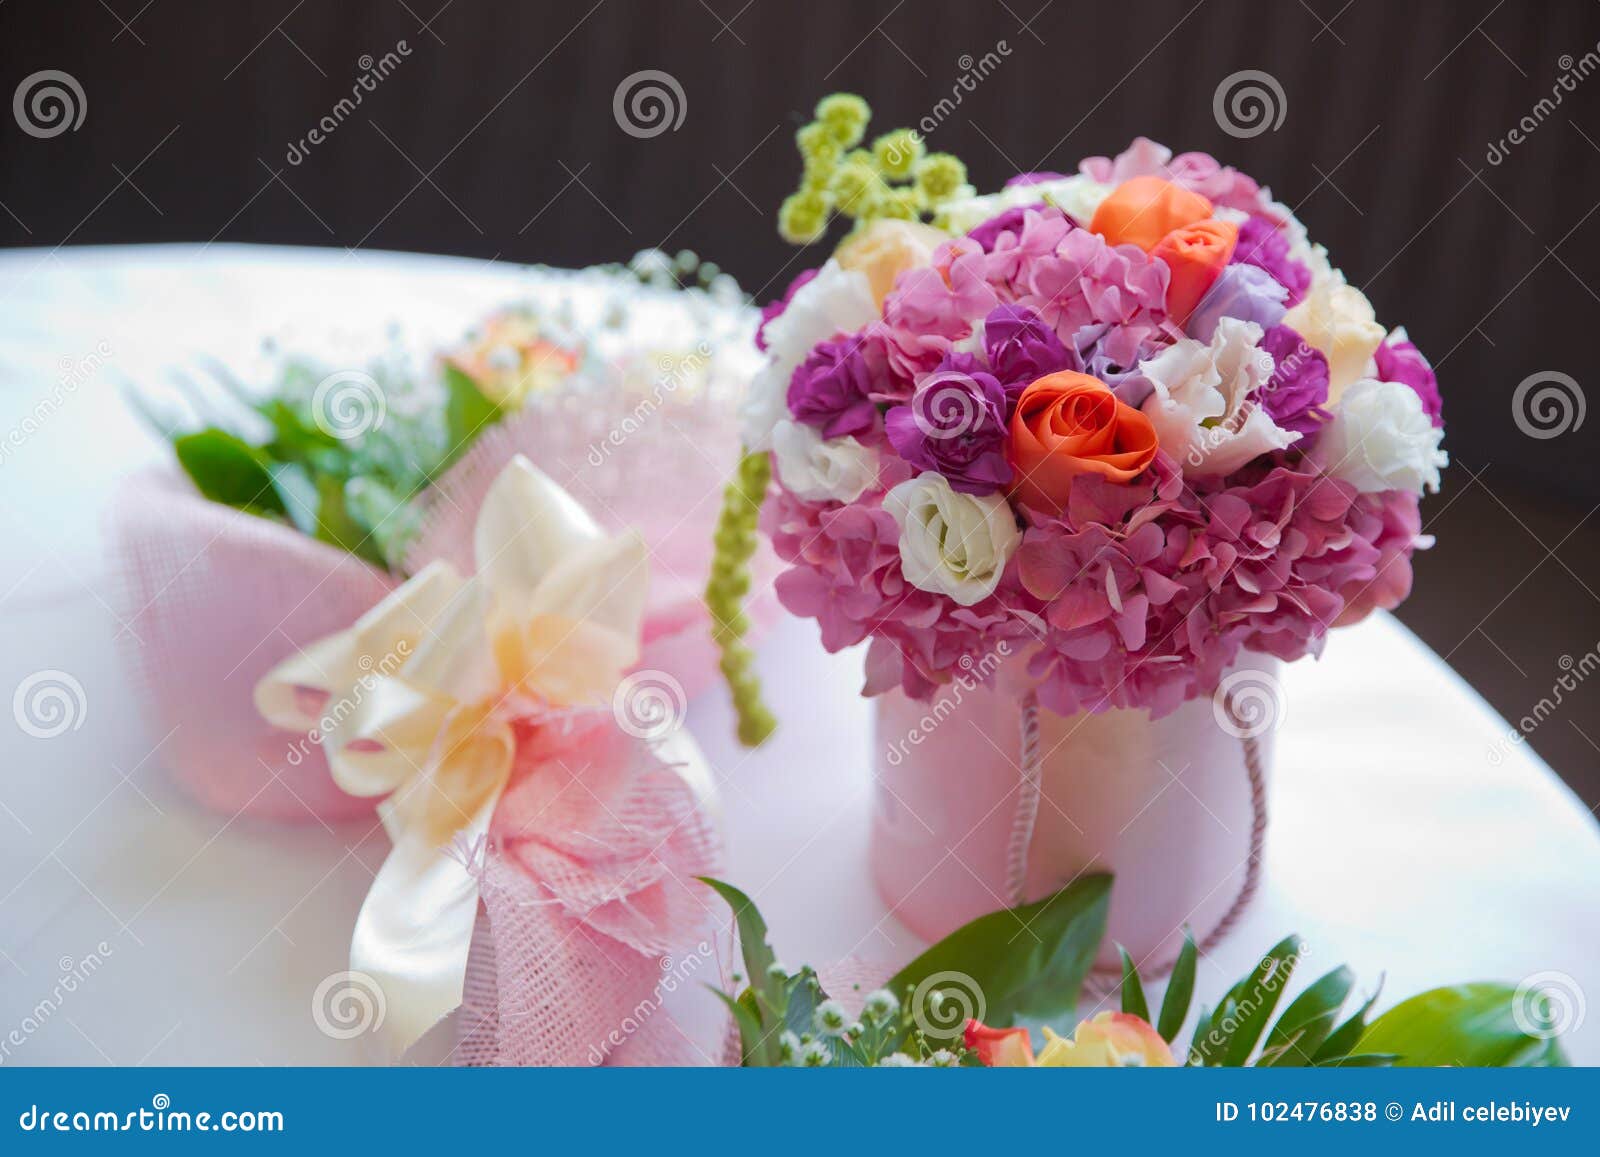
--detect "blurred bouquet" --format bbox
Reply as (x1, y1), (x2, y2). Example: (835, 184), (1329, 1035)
(711, 95), (1447, 734)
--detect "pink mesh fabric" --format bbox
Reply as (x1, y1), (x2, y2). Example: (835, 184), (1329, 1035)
(406, 395), (780, 701)
(106, 470), (394, 822)
(452, 711), (726, 1066)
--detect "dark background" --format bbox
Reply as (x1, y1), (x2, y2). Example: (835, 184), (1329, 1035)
(3, 0), (1598, 805)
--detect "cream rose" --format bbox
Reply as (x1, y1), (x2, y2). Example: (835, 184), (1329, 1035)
(1139, 317), (1298, 478)
(883, 472), (1019, 606)
(834, 219), (947, 307)
(769, 418), (879, 503)
(1281, 252), (1385, 402)
(1320, 377), (1448, 495)
(738, 259), (878, 450)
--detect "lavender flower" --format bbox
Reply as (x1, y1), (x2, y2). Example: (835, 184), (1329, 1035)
(885, 357), (1013, 494)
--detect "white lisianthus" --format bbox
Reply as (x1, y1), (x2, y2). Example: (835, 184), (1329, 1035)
(769, 419), (879, 503)
(1281, 250), (1385, 402)
(1320, 378), (1448, 495)
(738, 260), (878, 450)
(935, 174), (1115, 235)
(1139, 317), (1298, 478)
(883, 472), (1020, 607)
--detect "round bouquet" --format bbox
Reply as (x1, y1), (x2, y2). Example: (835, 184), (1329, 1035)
(710, 95), (1448, 953)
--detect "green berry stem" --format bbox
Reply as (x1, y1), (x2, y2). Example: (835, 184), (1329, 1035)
(706, 449), (777, 746)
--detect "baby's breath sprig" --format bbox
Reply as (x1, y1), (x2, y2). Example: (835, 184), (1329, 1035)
(777, 93), (970, 245)
(705, 449), (777, 746)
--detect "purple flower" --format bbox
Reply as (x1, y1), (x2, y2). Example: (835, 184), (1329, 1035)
(968, 205), (1045, 252)
(1233, 216), (1311, 306)
(885, 359), (1013, 494)
(756, 268), (818, 352)
(1185, 263), (1288, 342)
(786, 334), (885, 439)
(1374, 331), (1444, 427)
(982, 304), (1077, 405)
(1258, 324), (1330, 435)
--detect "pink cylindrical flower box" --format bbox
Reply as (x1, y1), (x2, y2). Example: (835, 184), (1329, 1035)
(870, 655), (1276, 971)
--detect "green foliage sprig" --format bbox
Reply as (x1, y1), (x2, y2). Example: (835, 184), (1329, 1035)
(778, 93), (970, 245)
(704, 451), (777, 746)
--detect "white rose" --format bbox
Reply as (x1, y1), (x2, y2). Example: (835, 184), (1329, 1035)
(1320, 378), (1448, 495)
(738, 259), (878, 450)
(1139, 317), (1298, 478)
(1281, 253), (1385, 402)
(883, 472), (1019, 607)
(770, 418), (879, 503)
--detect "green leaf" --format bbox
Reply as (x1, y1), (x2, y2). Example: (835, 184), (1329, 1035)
(1194, 935), (1303, 1066)
(313, 475), (385, 566)
(1313, 980), (1382, 1064)
(709, 987), (764, 1066)
(1117, 945), (1150, 1024)
(886, 874), (1111, 1041)
(698, 877), (786, 1065)
(442, 364), (502, 466)
(1156, 927), (1197, 1043)
(173, 428), (285, 515)
(1187, 1006), (1213, 1066)
(1358, 983), (1569, 1067)
(267, 462), (321, 537)
(1260, 965), (1356, 1067)
(1314, 1053), (1397, 1067)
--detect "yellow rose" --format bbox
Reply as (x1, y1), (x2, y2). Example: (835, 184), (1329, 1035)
(1281, 268), (1384, 404)
(833, 218), (948, 307)
(1034, 1012), (1177, 1067)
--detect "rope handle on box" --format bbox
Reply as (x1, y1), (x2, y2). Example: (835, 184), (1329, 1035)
(1004, 690), (1268, 992)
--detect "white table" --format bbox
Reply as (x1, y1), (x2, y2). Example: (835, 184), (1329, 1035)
(2, 246), (1597, 1066)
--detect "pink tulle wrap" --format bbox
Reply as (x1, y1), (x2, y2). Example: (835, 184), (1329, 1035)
(107, 396), (770, 1065)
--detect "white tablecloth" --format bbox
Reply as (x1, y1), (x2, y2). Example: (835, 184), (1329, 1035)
(1, 246), (1596, 1066)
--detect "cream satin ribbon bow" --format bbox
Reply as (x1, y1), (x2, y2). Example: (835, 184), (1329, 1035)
(255, 455), (649, 1057)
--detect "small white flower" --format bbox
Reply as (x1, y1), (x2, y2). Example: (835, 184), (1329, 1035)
(778, 1030), (802, 1064)
(800, 1038), (833, 1067)
(861, 989), (900, 1024)
(883, 472), (1020, 607)
(770, 419), (879, 504)
(1320, 378), (1448, 495)
(926, 1049), (960, 1067)
(738, 260), (878, 450)
(1139, 317), (1297, 478)
(813, 999), (850, 1038)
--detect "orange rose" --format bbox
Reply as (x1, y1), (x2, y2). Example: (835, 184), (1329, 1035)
(1153, 218), (1239, 325)
(1089, 176), (1213, 252)
(964, 1019), (1035, 1067)
(1008, 371), (1160, 514)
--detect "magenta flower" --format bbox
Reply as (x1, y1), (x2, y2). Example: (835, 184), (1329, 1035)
(1257, 324), (1330, 435)
(1374, 331), (1444, 427)
(983, 305), (1077, 402)
(786, 333), (887, 439)
(1233, 216), (1311, 306)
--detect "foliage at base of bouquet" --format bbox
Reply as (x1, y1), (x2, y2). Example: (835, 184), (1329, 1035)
(701, 876), (1569, 1069)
